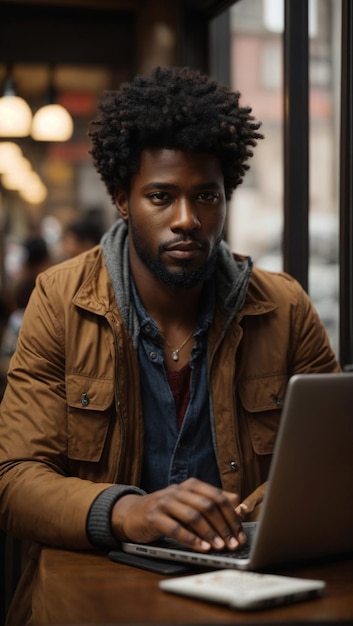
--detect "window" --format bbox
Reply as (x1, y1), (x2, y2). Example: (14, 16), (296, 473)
(216, 0), (340, 354)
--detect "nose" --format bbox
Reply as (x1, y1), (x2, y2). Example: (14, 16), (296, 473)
(170, 198), (201, 233)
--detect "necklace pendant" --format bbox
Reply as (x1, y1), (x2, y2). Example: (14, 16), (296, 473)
(171, 350), (179, 362)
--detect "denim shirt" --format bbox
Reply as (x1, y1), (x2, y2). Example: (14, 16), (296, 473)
(131, 280), (222, 493)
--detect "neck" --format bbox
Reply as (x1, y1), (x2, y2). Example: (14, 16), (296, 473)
(130, 257), (203, 331)
(130, 255), (207, 371)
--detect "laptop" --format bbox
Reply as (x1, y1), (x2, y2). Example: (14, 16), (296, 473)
(122, 373), (353, 571)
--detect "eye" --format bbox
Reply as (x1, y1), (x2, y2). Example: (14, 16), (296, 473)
(195, 192), (220, 203)
(147, 191), (172, 205)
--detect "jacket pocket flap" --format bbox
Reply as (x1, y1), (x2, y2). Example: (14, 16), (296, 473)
(66, 374), (114, 461)
(66, 374), (114, 410)
(238, 375), (287, 412)
(238, 375), (288, 455)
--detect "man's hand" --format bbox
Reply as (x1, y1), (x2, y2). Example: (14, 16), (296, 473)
(111, 477), (247, 552)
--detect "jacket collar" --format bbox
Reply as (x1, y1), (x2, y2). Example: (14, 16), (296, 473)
(216, 247), (278, 322)
(72, 249), (118, 317)
(71, 241), (277, 323)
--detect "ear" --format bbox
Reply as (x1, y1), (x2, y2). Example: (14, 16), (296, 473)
(115, 189), (129, 221)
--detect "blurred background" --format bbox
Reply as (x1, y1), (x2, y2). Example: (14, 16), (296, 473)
(0, 0), (349, 366)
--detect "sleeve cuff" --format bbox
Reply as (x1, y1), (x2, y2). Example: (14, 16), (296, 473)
(87, 484), (146, 548)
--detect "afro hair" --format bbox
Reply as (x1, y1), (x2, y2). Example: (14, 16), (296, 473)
(89, 66), (263, 203)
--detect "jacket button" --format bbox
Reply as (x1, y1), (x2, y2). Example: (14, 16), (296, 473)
(273, 395), (281, 406)
(230, 461), (239, 472)
(81, 393), (90, 407)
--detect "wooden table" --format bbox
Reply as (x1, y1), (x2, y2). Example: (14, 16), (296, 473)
(31, 547), (353, 625)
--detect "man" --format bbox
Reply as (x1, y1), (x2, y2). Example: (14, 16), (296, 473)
(0, 66), (340, 623)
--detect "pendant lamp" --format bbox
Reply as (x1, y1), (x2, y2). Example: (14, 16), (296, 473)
(31, 68), (73, 141)
(0, 74), (32, 137)
(0, 141), (24, 172)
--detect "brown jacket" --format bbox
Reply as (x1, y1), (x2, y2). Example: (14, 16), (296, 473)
(0, 245), (340, 622)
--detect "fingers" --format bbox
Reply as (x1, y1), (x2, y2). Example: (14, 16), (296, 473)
(112, 479), (247, 553)
(235, 502), (248, 518)
(150, 478), (247, 551)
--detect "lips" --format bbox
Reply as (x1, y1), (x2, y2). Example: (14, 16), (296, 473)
(164, 241), (204, 261)
(165, 241), (203, 252)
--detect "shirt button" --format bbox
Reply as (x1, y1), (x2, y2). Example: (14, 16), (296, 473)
(230, 461), (239, 472)
(150, 351), (157, 360)
(81, 393), (90, 407)
(145, 324), (152, 334)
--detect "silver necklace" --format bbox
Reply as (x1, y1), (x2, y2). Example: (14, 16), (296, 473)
(160, 329), (194, 362)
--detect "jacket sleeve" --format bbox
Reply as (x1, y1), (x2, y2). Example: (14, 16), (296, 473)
(0, 270), (130, 550)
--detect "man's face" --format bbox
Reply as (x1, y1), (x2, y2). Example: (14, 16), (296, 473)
(116, 149), (227, 289)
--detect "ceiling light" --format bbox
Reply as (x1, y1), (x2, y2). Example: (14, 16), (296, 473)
(32, 103), (73, 141)
(0, 142), (24, 173)
(20, 179), (48, 204)
(2, 168), (47, 204)
(0, 76), (32, 137)
(31, 67), (74, 141)
(1, 169), (36, 191)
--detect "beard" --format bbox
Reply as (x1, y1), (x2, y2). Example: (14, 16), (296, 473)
(129, 218), (221, 289)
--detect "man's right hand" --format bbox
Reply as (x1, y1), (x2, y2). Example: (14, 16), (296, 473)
(111, 477), (247, 552)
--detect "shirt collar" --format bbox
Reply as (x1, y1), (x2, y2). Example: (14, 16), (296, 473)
(131, 277), (215, 339)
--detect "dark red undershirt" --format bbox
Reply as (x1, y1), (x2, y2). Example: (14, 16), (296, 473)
(166, 363), (192, 429)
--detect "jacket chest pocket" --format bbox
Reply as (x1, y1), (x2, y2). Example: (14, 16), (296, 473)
(66, 374), (115, 462)
(238, 375), (288, 455)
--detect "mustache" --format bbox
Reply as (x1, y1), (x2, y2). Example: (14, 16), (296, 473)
(159, 235), (209, 254)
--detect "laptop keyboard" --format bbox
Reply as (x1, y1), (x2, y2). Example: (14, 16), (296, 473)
(156, 537), (252, 560)
(209, 543), (251, 560)
(157, 522), (258, 560)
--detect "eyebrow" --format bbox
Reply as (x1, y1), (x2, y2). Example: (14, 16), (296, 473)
(141, 182), (223, 191)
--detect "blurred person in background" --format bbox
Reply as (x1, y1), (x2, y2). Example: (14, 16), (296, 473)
(0, 236), (52, 373)
(61, 213), (105, 259)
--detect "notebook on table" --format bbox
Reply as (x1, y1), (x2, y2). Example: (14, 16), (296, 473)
(122, 373), (353, 571)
